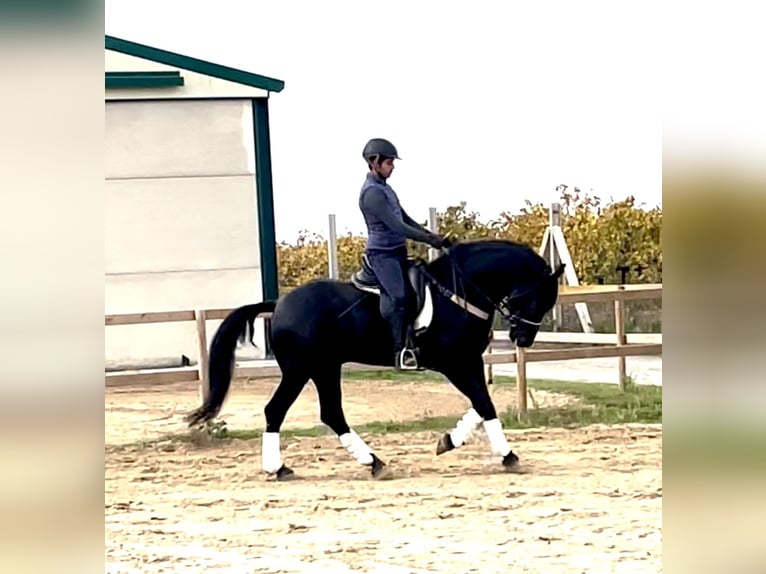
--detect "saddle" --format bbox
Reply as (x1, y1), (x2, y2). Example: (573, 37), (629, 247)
(351, 253), (433, 333)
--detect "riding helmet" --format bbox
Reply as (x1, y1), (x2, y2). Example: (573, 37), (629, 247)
(362, 138), (401, 161)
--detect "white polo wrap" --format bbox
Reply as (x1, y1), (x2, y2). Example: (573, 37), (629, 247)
(262, 432), (283, 474)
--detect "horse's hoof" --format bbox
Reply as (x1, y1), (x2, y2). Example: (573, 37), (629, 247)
(436, 433), (454, 456)
(370, 454), (393, 480)
(275, 465), (296, 481)
(502, 451), (522, 472)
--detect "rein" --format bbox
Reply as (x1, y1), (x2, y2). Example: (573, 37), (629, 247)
(421, 249), (542, 327)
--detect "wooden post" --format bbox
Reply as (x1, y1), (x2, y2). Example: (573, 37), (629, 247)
(194, 309), (210, 402)
(484, 329), (494, 386)
(516, 346), (528, 420)
(327, 214), (339, 279)
(428, 207), (438, 261)
(614, 285), (627, 389)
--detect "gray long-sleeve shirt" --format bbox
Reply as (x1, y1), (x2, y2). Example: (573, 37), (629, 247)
(358, 173), (441, 251)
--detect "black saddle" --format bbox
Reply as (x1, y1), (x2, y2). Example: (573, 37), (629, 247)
(351, 253), (429, 317)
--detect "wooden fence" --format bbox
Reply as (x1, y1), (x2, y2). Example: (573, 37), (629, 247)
(105, 283), (661, 417)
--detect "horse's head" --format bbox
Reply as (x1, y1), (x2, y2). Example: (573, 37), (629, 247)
(436, 239), (566, 348)
(504, 262), (565, 347)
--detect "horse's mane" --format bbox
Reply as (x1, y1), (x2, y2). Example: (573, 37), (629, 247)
(449, 238), (535, 256)
(428, 238), (546, 275)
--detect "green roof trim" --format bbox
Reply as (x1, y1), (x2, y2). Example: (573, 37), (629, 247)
(106, 71), (184, 89)
(105, 35), (285, 93)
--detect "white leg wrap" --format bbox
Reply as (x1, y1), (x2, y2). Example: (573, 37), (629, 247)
(482, 418), (512, 457)
(339, 430), (374, 465)
(262, 432), (283, 474)
(449, 408), (484, 447)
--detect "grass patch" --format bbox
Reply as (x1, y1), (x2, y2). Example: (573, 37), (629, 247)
(342, 369), (661, 427)
(501, 375), (662, 428)
(341, 369), (661, 429)
(220, 415), (460, 442)
(150, 371), (661, 447)
(341, 368), (444, 382)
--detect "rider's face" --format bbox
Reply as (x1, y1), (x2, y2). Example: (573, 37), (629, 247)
(376, 158), (395, 179)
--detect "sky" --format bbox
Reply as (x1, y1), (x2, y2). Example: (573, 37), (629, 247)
(105, 0), (664, 242)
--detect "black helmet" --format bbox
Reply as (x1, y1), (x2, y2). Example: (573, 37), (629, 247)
(362, 138), (400, 162)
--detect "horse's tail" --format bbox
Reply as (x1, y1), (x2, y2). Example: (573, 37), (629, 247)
(185, 301), (277, 427)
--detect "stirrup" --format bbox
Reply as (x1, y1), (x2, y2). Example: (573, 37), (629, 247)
(395, 348), (420, 371)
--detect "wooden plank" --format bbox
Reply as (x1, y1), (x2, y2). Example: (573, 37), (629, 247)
(105, 367), (199, 387)
(104, 360), (408, 389)
(490, 331), (662, 346)
(528, 331), (662, 345)
(232, 361), (396, 380)
(203, 308), (233, 321)
(557, 284), (662, 304)
(204, 308), (274, 321)
(105, 310), (196, 325)
(559, 283), (662, 295)
(525, 344), (662, 362)
(106, 308), (274, 324)
(483, 351), (518, 365)
(482, 343), (662, 365)
(233, 364), (283, 379)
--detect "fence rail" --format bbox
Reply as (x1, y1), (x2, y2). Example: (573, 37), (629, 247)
(105, 283), (661, 417)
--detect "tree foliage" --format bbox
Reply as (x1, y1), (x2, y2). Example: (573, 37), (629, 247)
(276, 189), (661, 293)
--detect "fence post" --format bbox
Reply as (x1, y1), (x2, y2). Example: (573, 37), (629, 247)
(428, 207), (438, 261)
(484, 329), (494, 386)
(615, 284), (627, 389)
(516, 346), (528, 420)
(194, 309), (210, 402)
(328, 213), (339, 279)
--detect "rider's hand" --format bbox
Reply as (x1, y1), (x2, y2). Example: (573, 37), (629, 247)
(429, 234), (444, 249)
(428, 234), (454, 250)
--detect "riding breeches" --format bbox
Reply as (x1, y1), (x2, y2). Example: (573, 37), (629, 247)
(365, 247), (411, 352)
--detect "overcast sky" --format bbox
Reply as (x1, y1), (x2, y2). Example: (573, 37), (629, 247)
(105, 0), (666, 241)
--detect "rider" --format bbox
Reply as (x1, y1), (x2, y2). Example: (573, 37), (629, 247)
(358, 137), (449, 370)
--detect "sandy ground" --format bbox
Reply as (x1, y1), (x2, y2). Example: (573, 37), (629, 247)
(105, 378), (662, 573)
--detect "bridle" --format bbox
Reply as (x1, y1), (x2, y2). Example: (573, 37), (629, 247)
(419, 249), (543, 327)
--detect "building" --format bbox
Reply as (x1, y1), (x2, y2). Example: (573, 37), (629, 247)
(105, 35), (283, 368)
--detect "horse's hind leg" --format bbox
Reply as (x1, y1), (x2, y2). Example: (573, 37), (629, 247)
(312, 365), (392, 480)
(261, 369), (309, 480)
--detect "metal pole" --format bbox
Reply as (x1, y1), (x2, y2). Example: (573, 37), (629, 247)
(428, 207), (438, 261)
(328, 213), (339, 279)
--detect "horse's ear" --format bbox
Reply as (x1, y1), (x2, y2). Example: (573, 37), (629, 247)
(551, 263), (566, 279)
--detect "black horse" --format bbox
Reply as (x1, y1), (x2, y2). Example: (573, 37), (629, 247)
(187, 239), (564, 480)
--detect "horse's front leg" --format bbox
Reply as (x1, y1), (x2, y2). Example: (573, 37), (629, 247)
(437, 356), (520, 471)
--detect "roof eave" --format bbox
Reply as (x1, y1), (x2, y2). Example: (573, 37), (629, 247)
(105, 35), (285, 93)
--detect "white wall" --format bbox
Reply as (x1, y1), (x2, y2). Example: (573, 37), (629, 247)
(105, 98), (266, 366)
